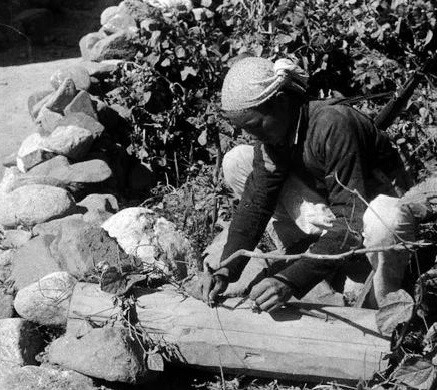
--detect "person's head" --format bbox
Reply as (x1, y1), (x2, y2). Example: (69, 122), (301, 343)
(221, 56), (308, 146)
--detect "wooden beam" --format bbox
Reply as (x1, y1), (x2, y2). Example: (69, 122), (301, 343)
(69, 283), (390, 383)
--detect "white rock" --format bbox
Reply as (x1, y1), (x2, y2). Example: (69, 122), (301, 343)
(145, 0), (192, 10)
(0, 318), (45, 367)
(16, 133), (52, 172)
(100, 5), (119, 26)
(0, 185), (75, 228)
(101, 207), (155, 256)
(0, 167), (21, 194)
(14, 272), (77, 326)
(44, 125), (94, 160)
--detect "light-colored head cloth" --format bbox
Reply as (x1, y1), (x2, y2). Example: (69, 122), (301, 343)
(221, 56), (309, 112)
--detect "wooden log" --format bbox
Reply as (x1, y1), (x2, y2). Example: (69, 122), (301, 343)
(69, 282), (390, 383)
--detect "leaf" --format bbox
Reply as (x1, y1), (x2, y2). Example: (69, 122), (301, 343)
(425, 30), (434, 47)
(100, 267), (127, 295)
(376, 289), (415, 336)
(161, 58), (171, 67)
(277, 33), (293, 45)
(392, 356), (436, 390)
(180, 66), (197, 81)
(197, 129), (207, 145)
(147, 353), (165, 371)
(175, 46), (186, 59)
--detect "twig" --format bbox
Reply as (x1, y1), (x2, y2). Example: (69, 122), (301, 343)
(216, 242), (430, 271)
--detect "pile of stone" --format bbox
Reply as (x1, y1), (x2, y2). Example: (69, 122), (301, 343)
(0, 2), (200, 386)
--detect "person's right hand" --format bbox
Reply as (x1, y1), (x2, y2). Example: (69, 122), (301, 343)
(200, 270), (229, 306)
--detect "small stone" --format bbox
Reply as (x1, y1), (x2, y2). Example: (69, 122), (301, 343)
(50, 65), (91, 91)
(64, 90), (98, 120)
(2, 229), (32, 248)
(10, 235), (61, 290)
(84, 30), (138, 62)
(0, 291), (14, 319)
(14, 271), (77, 326)
(102, 12), (136, 35)
(44, 125), (94, 160)
(79, 31), (106, 61)
(0, 249), (14, 283)
(50, 159), (112, 184)
(17, 149), (56, 173)
(27, 155), (70, 176)
(0, 318), (45, 367)
(100, 5), (119, 25)
(78, 193), (118, 224)
(0, 185), (75, 228)
(0, 365), (97, 390)
(0, 167), (21, 194)
(32, 214), (83, 237)
(48, 326), (149, 383)
(16, 133), (54, 172)
(44, 78), (78, 114)
(154, 217), (191, 278)
(28, 90), (52, 119)
(35, 106), (64, 135)
(78, 193), (119, 214)
(57, 112), (104, 138)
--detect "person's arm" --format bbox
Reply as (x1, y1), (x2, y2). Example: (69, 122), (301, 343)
(215, 142), (290, 283)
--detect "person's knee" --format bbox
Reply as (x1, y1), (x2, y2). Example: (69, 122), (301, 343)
(222, 145), (254, 197)
(363, 194), (416, 246)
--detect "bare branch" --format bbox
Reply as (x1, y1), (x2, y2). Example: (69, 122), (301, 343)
(217, 241), (431, 271)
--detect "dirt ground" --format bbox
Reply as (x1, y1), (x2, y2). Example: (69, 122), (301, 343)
(0, 0), (119, 177)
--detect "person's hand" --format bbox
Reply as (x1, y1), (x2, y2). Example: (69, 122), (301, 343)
(200, 270), (229, 306)
(249, 277), (293, 312)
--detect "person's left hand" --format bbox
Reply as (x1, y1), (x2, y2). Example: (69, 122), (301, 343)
(249, 277), (293, 312)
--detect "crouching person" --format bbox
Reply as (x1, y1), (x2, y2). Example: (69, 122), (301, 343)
(200, 56), (417, 310)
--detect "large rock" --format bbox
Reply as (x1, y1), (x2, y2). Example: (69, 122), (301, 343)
(79, 31), (107, 61)
(49, 218), (136, 277)
(48, 326), (149, 383)
(28, 90), (52, 119)
(32, 214), (83, 237)
(102, 12), (136, 35)
(44, 78), (78, 114)
(14, 272), (77, 326)
(57, 112), (104, 138)
(50, 65), (91, 91)
(9, 159), (112, 193)
(35, 106), (64, 135)
(0, 365), (97, 390)
(64, 91), (98, 120)
(0, 318), (45, 367)
(0, 185), (75, 228)
(27, 155), (70, 176)
(10, 235), (62, 290)
(16, 133), (54, 172)
(43, 125), (94, 160)
(2, 229), (32, 248)
(82, 30), (138, 62)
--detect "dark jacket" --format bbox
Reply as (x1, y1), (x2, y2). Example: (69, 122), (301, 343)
(217, 99), (408, 298)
